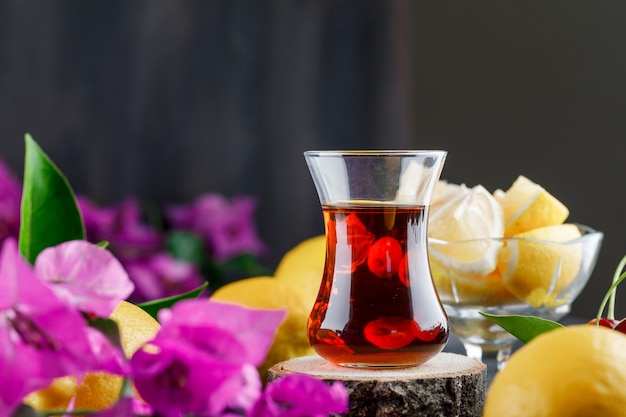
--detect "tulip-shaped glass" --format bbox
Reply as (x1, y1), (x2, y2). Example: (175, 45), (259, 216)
(304, 150), (449, 368)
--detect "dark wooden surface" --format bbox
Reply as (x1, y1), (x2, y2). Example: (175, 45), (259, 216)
(1, 1), (625, 319)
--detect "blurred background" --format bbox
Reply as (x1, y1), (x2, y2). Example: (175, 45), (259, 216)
(0, 1), (624, 319)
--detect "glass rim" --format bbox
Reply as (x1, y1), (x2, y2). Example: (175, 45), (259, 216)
(428, 224), (603, 246)
(304, 150), (447, 157)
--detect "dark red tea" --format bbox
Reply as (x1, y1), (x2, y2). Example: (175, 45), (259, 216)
(308, 202), (449, 368)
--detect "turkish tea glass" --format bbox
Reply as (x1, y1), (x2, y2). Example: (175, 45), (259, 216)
(304, 150), (449, 368)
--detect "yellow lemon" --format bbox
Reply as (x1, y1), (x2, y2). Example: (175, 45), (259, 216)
(428, 184), (504, 275)
(484, 325), (626, 417)
(25, 301), (160, 412)
(274, 235), (326, 309)
(211, 276), (314, 381)
(494, 175), (569, 236)
(498, 224), (583, 307)
(23, 377), (77, 412)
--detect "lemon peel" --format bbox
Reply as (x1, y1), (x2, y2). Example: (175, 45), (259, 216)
(484, 325), (626, 417)
(494, 175), (569, 236)
(274, 235), (326, 309)
(498, 224), (583, 307)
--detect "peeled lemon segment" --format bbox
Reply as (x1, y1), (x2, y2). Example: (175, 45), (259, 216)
(430, 180), (469, 213)
(498, 224), (583, 307)
(429, 238), (503, 276)
(494, 175), (569, 236)
(428, 184), (504, 275)
(430, 256), (517, 306)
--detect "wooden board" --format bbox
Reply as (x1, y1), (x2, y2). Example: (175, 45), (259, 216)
(268, 353), (486, 417)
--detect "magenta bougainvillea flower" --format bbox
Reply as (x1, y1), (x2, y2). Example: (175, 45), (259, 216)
(0, 239), (126, 416)
(124, 252), (205, 301)
(251, 374), (349, 417)
(108, 197), (163, 260)
(0, 160), (21, 245)
(131, 299), (286, 417)
(75, 192), (270, 302)
(77, 196), (117, 241)
(34, 240), (134, 317)
(166, 194), (267, 262)
(78, 196), (162, 262)
(91, 397), (135, 417)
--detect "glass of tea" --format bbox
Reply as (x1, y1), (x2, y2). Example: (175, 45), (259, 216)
(304, 150), (449, 368)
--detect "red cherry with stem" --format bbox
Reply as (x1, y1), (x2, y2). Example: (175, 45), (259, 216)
(614, 319), (626, 334)
(367, 237), (403, 279)
(363, 316), (416, 349)
(587, 318), (618, 329)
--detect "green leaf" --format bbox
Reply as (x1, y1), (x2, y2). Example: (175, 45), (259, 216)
(138, 282), (209, 320)
(167, 230), (206, 264)
(221, 253), (274, 277)
(479, 312), (564, 343)
(87, 317), (122, 350)
(19, 134), (85, 263)
(10, 404), (40, 417)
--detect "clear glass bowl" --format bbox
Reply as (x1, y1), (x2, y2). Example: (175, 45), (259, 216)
(428, 224), (603, 380)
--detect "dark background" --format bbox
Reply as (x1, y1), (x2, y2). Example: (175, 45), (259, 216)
(0, 1), (624, 320)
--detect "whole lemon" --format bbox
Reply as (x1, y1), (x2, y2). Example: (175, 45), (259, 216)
(274, 235), (326, 309)
(25, 301), (160, 412)
(211, 276), (314, 381)
(484, 325), (626, 417)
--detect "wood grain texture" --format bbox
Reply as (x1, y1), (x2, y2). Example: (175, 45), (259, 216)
(268, 354), (486, 417)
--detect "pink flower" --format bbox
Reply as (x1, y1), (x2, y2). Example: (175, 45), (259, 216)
(91, 397), (135, 417)
(0, 239), (126, 416)
(0, 160), (22, 245)
(124, 252), (205, 302)
(166, 194), (266, 262)
(110, 198), (162, 260)
(251, 374), (349, 417)
(34, 240), (134, 317)
(77, 196), (117, 241)
(131, 299), (285, 417)
(78, 196), (162, 261)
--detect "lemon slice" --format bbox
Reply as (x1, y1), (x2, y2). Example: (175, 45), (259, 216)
(428, 184), (504, 274)
(498, 223), (583, 307)
(495, 175), (569, 236)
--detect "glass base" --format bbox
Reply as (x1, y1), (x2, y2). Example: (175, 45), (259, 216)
(463, 341), (513, 385)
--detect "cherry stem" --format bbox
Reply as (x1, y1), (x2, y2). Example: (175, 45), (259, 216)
(596, 254), (626, 323)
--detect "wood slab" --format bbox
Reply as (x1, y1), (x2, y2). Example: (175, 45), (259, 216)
(268, 353), (486, 417)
